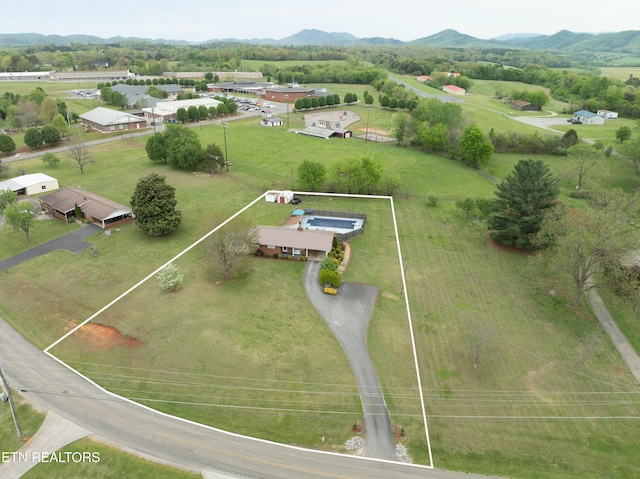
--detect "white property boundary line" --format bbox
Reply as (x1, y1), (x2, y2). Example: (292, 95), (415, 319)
(43, 190), (434, 471)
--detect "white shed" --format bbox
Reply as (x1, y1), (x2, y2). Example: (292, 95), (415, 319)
(0, 173), (59, 196)
(278, 190), (294, 204)
(265, 191), (279, 203)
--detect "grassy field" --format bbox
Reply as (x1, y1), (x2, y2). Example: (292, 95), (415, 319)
(1, 84), (640, 478)
(21, 438), (200, 479)
(0, 393), (46, 452)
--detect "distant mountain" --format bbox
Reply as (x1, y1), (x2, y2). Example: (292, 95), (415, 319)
(507, 29), (595, 50)
(409, 29), (503, 48)
(1, 29), (640, 54)
(492, 33), (543, 42)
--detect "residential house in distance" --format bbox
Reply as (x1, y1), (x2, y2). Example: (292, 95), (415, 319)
(573, 110), (606, 125)
(39, 187), (133, 229)
(597, 109), (619, 119)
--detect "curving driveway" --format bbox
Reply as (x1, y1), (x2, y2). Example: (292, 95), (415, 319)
(303, 261), (397, 461)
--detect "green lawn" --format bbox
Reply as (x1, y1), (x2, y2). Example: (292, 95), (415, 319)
(22, 438), (200, 479)
(0, 89), (639, 478)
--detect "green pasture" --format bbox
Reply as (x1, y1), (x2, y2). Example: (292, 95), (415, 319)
(241, 59), (349, 71)
(0, 88), (639, 478)
(598, 66), (640, 80)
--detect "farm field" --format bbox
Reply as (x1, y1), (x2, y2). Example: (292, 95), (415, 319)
(1, 87), (640, 478)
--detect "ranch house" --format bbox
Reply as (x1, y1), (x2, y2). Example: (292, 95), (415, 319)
(256, 226), (334, 259)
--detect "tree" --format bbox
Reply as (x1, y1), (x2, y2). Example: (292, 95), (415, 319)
(67, 134), (94, 173)
(568, 143), (604, 188)
(456, 198), (476, 218)
(39, 96), (59, 124)
(23, 127), (43, 149)
(419, 123), (448, 153)
(297, 159), (326, 191)
(0, 133), (16, 154)
(41, 153), (60, 168)
(209, 219), (257, 280)
(532, 190), (640, 308)
(4, 201), (35, 244)
(216, 103), (228, 117)
(187, 105), (199, 122)
(392, 112), (410, 147)
(41, 125), (61, 145)
(13, 98), (39, 127)
(145, 133), (168, 164)
(488, 159), (559, 249)
(130, 173), (182, 236)
(165, 125), (202, 170)
(176, 107), (188, 123)
(458, 125), (493, 168)
(201, 143), (225, 174)
(51, 114), (69, 138)
(616, 126), (632, 143)
(0, 188), (17, 211)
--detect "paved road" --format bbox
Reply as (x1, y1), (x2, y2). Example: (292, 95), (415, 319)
(0, 317), (510, 479)
(303, 261), (396, 461)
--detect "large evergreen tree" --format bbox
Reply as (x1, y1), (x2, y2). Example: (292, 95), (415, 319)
(488, 159), (559, 249)
(130, 173), (182, 236)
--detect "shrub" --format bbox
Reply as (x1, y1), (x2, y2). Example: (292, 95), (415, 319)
(319, 268), (335, 285)
(427, 195), (439, 206)
(155, 263), (184, 291)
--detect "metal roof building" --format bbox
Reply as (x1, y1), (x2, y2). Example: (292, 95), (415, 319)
(79, 107), (148, 133)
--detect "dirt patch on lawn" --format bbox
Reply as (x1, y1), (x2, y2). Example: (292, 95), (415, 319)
(487, 238), (534, 256)
(357, 127), (391, 136)
(78, 323), (143, 350)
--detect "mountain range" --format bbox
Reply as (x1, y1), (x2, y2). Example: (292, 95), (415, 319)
(2, 29), (640, 54)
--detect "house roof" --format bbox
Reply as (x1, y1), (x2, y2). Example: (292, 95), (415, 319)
(443, 85), (465, 92)
(511, 100), (531, 107)
(39, 187), (131, 221)
(257, 226), (334, 252)
(575, 110), (597, 118)
(80, 107), (144, 126)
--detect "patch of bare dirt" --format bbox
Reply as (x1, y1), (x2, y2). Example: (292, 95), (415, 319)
(78, 323), (143, 350)
(487, 238), (534, 256)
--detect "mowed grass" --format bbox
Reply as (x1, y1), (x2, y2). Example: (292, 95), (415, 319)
(0, 393), (46, 452)
(0, 96), (640, 477)
(396, 199), (640, 477)
(22, 438), (200, 479)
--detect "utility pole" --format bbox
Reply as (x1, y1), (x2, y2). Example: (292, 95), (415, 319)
(365, 104), (371, 143)
(222, 121), (229, 172)
(0, 360), (23, 440)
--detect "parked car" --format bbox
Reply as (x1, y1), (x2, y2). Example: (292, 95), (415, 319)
(291, 196), (302, 204)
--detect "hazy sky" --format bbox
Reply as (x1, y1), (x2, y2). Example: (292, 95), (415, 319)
(7, 0), (637, 42)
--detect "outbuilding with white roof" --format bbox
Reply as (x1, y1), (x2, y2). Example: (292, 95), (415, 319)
(0, 173), (59, 196)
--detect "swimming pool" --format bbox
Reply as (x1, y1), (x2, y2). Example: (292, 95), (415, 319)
(305, 217), (357, 230)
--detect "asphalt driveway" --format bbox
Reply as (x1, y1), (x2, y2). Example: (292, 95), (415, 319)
(0, 223), (101, 272)
(303, 261), (397, 461)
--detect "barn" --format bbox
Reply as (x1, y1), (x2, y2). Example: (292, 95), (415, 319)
(443, 85), (466, 95)
(0, 173), (59, 196)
